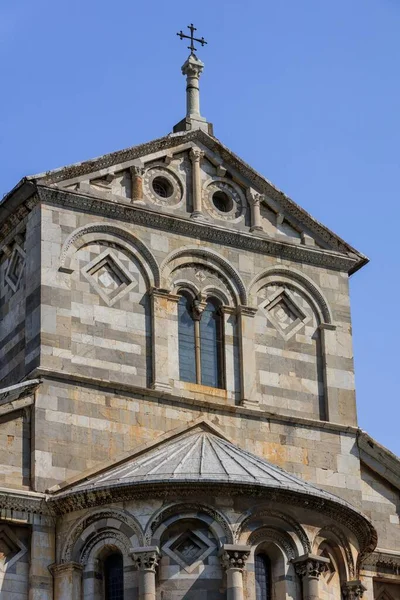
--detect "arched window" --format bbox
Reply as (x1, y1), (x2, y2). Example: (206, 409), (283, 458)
(255, 553), (271, 600)
(178, 293), (196, 383)
(177, 293), (224, 388)
(104, 553), (124, 600)
(200, 299), (224, 388)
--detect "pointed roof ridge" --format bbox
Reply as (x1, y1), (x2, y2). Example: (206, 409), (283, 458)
(47, 416), (230, 493)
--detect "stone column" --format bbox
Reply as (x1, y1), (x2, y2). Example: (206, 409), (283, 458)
(131, 546), (160, 600)
(220, 545), (251, 600)
(29, 517), (55, 600)
(342, 580), (367, 600)
(130, 165), (146, 202)
(237, 306), (259, 408)
(189, 148), (205, 219)
(182, 53), (204, 120)
(50, 562), (83, 600)
(293, 554), (330, 600)
(150, 288), (181, 392)
(246, 190), (263, 233)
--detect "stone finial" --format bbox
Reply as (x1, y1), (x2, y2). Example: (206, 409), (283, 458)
(131, 546), (161, 572)
(173, 54), (213, 134)
(219, 545), (251, 571)
(292, 554), (330, 579)
(342, 581), (367, 600)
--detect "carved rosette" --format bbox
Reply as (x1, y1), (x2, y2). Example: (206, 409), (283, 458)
(131, 547), (161, 572)
(342, 581), (367, 600)
(293, 555), (330, 579)
(220, 545), (251, 572)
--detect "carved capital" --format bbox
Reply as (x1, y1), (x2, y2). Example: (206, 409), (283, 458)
(219, 544), (251, 572)
(190, 148), (205, 164)
(182, 54), (204, 79)
(292, 554), (330, 579)
(192, 297), (207, 320)
(130, 165), (146, 178)
(342, 581), (367, 600)
(246, 189), (263, 207)
(131, 546), (160, 572)
(49, 562), (83, 577)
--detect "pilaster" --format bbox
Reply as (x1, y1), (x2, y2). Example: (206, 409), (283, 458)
(50, 562), (83, 600)
(237, 306), (259, 407)
(130, 165), (146, 202)
(150, 288), (180, 392)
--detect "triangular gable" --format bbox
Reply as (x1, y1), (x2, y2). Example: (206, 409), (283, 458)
(23, 129), (366, 264)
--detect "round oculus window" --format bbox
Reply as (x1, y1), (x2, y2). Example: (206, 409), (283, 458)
(152, 176), (173, 199)
(212, 190), (234, 213)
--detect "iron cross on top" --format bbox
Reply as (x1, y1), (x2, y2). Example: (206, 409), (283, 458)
(177, 24), (207, 54)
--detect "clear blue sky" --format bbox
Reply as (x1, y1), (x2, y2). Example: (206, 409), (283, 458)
(1, 1), (399, 454)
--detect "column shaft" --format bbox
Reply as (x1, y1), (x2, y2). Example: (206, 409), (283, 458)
(226, 567), (245, 600)
(139, 568), (156, 600)
(190, 148), (204, 218)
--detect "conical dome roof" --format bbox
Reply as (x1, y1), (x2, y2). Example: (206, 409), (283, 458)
(53, 422), (353, 511)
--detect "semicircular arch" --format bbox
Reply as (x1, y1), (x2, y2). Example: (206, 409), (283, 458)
(62, 507), (144, 563)
(59, 223), (160, 288)
(248, 265), (333, 324)
(161, 246), (247, 306)
(145, 502), (234, 548)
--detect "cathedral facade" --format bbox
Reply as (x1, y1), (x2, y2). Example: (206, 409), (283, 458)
(0, 49), (399, 600)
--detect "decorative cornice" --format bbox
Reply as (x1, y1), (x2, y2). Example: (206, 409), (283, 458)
(19, 129), (365, 269)
(361, 550), (400, 576)
(37, 186), (357, 274)
(0, 489), (49, 515)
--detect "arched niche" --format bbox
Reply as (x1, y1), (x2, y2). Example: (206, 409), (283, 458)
(248, 267), (331, 420)
(157, 516), (223, 598)
(59, 223), (160, 288)
(146, 502), (234, 547)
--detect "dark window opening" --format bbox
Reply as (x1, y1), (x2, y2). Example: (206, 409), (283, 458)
(255, 553), (271, 600)
(200, 299), (224, 388)
(178, 293), (224, 389)
(152, 176), (173, 198)
(178, 293), (196, 383)
(104, 553), (124, 600)
(212, 191), (233, 213)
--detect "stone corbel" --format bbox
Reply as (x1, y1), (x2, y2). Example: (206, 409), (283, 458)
(246, 189), (263, 233)
(342, 580), (367, 600)
(220, 545), (251, 600)
(131, 546), (161, 600)
(130, 164), (146, 202)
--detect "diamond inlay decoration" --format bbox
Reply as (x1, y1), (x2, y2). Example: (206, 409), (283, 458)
(261, 287), (310, 341)
(163, 530), (214, 573)
(82, 249), (138, 306)
(5, 244), (26, 293)
(0, 526), (27, 572)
